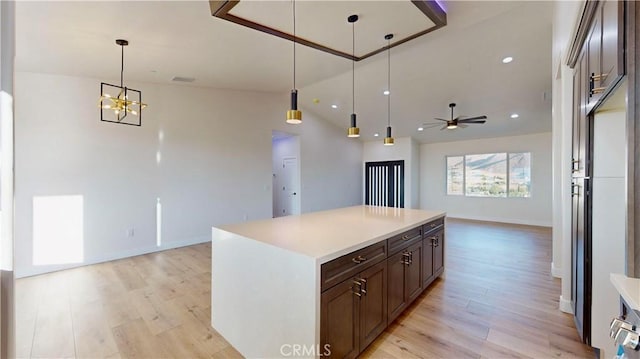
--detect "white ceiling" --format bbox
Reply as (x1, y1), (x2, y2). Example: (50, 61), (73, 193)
(15, 1), (553, 144)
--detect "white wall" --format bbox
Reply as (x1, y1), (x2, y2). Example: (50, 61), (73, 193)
(14, 72), (363, 277)
(363, 137), (419, 209)
(591, 108), (626, 359)
(420, 133), (552, 226)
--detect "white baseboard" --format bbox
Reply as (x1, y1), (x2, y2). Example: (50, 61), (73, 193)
(551, 262), (562, 278)
(446, 215), (551, 228)
(559, 295), (573, 314)
(15, 235), (211, 279)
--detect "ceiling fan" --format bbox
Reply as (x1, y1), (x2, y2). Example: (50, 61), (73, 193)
(424, 103), (487, 130)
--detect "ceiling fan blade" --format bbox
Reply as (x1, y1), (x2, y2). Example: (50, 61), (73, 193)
(422, 123), (442, 128)
(434, 118), (448, 122)
(460, 120), (487, 124)
(440, 124), (448, 131)
(458, 115), (487, 122)
(458, 124), (468, 128)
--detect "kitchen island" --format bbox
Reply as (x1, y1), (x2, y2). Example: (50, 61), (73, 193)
(211, 205), (445, 358)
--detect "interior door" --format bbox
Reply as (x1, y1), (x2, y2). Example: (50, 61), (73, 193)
(278, 157), (300, 217)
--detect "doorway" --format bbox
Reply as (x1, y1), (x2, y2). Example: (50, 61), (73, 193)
(365, 160), (404, 208)
(272, 131), (301, 218)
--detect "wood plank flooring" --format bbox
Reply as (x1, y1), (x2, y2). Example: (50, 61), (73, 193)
(16, 218), (595, 358)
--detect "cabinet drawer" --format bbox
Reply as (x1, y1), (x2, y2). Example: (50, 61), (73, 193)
(423, 217), (444, 236)
(387, 226), (422, 255)
(321, 241), (387, 292)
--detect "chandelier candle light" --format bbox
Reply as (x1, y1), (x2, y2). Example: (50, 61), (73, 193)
(286, 0), (302, 124)
(384, 33), (394, 146)
(347, 14), (360, 138)
(99, 39), (147, 126)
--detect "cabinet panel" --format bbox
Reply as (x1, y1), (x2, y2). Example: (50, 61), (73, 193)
(587, 8), (603, 109)
(388, 226), (422, 255)
(386, 251), (407, 323)
(433, 229), (445, 275)
(601, 0), (624, 90)
(422, 236), (434, 286)
(358, 261), (387, 352)
(406, 241), (423, 303)
(423, 217), (445, 236)
(321, 279), (359, 359)
(321, 241), (387, 291)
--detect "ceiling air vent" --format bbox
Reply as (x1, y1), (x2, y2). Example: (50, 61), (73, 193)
(171, 76), (195, 83)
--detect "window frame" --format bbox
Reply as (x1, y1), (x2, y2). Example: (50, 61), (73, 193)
(444, 152), (532, 198)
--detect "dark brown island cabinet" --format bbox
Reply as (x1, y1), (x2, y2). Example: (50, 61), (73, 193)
(320, 216), (446, 358)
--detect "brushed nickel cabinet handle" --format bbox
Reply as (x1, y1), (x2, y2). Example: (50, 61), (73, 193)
(352, 257), (361, 264)
(402, 234), (411, 240)
(401, 252), (411, 265)
(360, 278), (367, 295)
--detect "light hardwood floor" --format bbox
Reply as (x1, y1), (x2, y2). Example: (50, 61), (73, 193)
(16, 219), (595, 358)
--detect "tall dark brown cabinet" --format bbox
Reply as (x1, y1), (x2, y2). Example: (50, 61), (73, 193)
(567, 0), (626, 345)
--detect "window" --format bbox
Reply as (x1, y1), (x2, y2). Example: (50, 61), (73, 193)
(446, 156), (463, 195)
(446, 152), (531, 198)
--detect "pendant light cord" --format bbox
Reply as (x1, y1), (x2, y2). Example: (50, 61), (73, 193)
(352, 21), (355, 114)
(120, 44), (124, 88)
(293, 0), (296, 90)
(387, 38), (391, 127)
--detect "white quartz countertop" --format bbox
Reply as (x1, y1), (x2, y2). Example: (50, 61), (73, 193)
(216, 205), (445, 264)
(611, 273), (640, 311)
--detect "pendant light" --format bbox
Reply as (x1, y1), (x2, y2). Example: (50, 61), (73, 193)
(286, 0), (302, 124)
(347, 15), (360, 138)
(383, 34), (394, 146)
(99, 39), (147, 126)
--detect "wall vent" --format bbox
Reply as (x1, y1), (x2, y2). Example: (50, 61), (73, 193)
(171, 76), (195, 83)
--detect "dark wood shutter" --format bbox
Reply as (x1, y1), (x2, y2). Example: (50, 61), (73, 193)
(365, 160), (404, 208)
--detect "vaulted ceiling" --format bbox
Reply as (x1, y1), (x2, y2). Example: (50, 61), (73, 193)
(15, 1), (552, 144)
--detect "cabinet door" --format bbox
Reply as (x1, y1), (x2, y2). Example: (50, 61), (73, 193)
(406, 241), (423, 303)
(321, 278), (360, 359)
(601, 0), (624, 90)
(359, 260), (387, 353)
(387, 251), (407, 323)
(571, 54), (588, 176)
(433, 229), (445, 275)
(422, 236), (434, 286)
(586, 7), (603, 109)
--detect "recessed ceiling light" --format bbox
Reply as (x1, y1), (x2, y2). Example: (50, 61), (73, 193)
(374, 133), (379, 137)
(331, 104), (338, 109)
(383, 90), (390, 96)
(510, 113), (519, 119)
(417, 127), (424, 131)
(502, 56), (513, 64)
